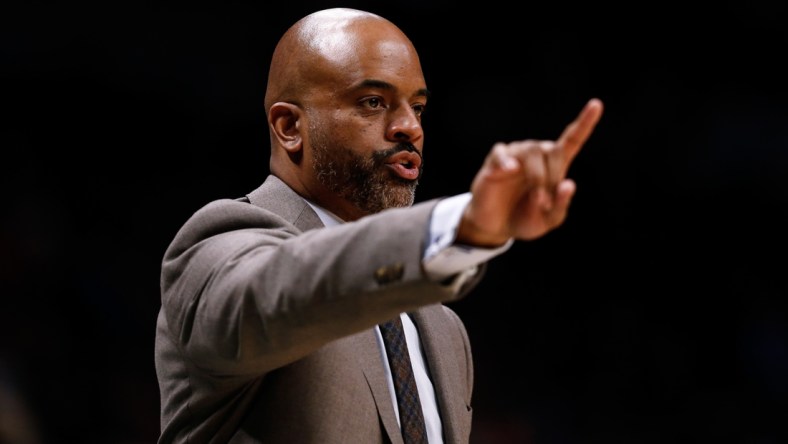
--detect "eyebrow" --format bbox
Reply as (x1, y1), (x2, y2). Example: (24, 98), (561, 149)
(357, 79), (431, 99)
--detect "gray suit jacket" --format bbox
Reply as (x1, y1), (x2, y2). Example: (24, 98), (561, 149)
(155, 175), (485, 443)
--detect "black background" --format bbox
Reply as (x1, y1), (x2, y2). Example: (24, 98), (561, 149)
(3, 1), (787, 443)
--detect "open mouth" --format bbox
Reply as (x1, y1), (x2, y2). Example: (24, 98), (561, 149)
(385, 151), (422, 180)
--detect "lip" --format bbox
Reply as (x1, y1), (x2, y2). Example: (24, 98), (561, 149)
(385, 151), (422, 180)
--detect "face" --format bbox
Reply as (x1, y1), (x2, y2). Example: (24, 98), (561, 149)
(301, 23), (428, 217)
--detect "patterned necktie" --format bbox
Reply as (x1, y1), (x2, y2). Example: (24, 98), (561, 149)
(379, 315), (429, 444)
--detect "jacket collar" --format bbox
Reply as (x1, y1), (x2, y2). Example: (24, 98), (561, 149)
(246, 175), (324, 232)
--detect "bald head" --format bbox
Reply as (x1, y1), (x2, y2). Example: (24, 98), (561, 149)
(264, 8), (417, 112)
(263, 8), (428, 221)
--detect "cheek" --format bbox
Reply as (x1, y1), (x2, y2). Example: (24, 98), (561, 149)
(318, 107), (385, 153)
(355, 121), (378, 140)
(336, 117), (379, 149)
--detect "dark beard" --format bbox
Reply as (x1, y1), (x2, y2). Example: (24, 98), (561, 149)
(311, 139), (422, 214)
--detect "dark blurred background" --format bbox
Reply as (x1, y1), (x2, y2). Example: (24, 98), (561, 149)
(2, 1), (787, 443)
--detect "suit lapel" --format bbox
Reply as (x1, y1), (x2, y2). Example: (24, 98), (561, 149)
(353, 329), (404, 444)
(411, 306), (464, 444)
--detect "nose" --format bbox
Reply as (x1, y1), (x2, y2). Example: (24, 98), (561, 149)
(386, 104), (423, 142)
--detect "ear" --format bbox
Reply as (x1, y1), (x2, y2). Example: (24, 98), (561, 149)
(268, 102), (302, 153)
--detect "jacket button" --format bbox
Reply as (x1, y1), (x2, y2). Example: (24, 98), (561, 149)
(374, 263), (405, 284)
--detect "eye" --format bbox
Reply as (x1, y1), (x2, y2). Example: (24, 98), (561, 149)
(412, 103), (426, 118)
(361, 97), (384, 109)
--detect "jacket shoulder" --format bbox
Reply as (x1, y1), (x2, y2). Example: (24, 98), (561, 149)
(164, 197), (297, 262)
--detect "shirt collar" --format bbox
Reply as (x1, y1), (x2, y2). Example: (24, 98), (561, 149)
(303, 199), (344, 228)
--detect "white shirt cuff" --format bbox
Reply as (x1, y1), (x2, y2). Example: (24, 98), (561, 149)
(423, 193), (513, 281)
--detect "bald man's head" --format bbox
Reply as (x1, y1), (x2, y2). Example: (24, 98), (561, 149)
(263, 8), (428, 221)
(263, 8), (415, 113)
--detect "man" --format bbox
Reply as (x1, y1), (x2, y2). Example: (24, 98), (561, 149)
(154, 7), (603, 444)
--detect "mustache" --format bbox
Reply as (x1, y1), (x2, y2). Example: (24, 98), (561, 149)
(373, 143), (422, 162)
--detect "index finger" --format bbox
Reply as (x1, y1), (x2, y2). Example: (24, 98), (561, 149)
(557, 98), (604, 170)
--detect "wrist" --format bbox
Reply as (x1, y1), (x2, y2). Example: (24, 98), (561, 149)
(455, 217), (510, 248)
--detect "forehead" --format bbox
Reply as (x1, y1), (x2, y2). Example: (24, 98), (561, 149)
(307, 21), (426, 94)
(355, 39), (425, 85)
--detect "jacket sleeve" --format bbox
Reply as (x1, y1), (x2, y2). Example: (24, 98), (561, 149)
(158, 198), (482, 377)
